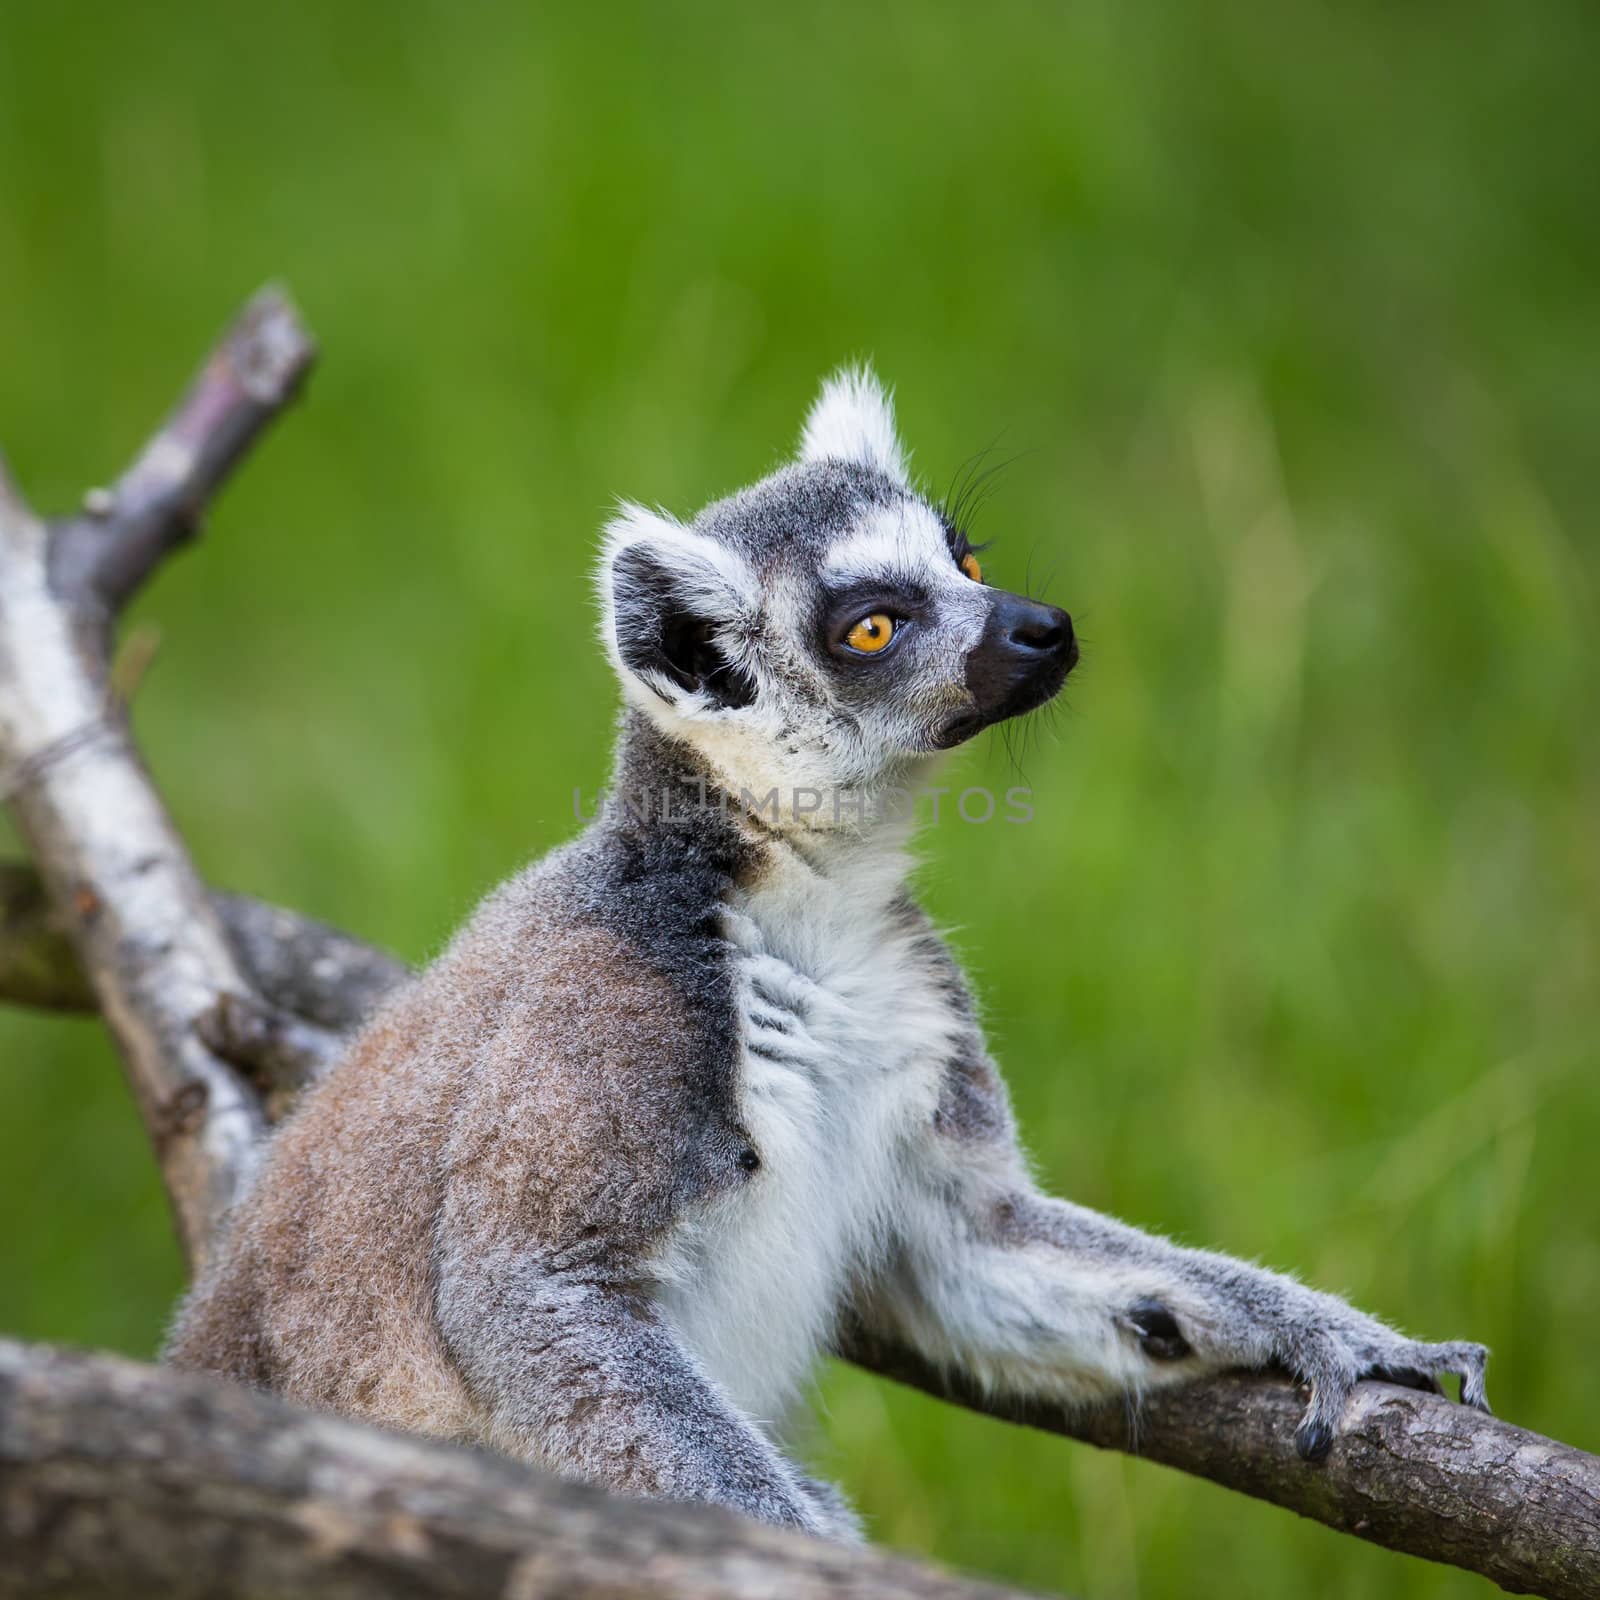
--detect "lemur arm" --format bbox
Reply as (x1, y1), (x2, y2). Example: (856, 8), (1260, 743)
(433, 1229), (845, 1537)
(860, 1079), (1490, 1459)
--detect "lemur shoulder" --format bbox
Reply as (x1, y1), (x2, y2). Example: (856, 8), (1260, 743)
(168, 370), (1489, 1541)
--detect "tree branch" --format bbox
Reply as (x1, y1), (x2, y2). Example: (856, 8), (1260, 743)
(0, 1339), (1024, 1600)
(0, 860), (408, 1028)
(840, 1326), (1600, 1600)
(0, 859), (93, 1012)
(0, 859), (404, 1029)
(208, 888), (411, 1030)
(48, 287), (315, 615)
(0, 290), (314, 1269)
(2, 292), (1596, 1599)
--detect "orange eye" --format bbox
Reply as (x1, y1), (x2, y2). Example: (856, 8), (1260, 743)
(845, 613), (895, 653)
(960, 552), (983, 583)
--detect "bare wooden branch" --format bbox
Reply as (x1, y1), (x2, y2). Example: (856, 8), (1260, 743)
(48, 287), (316, 615)
(0, 859), (405, 1027)
(0, 859), (91, 1012)
(0, 1339), (1025, 1600)
(842, 1326), (1600, 1600)
(0, 291), (314, 1269)
(209, 888), (410, 1031)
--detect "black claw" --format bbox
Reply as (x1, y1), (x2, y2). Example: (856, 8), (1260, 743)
(1295, 1417), (1335, 1462)
(1126, 1298), (1192, 1362)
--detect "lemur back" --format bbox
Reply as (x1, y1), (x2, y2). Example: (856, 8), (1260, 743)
(169, 368), (1489, 1542)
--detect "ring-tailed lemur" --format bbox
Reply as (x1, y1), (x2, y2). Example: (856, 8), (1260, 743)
(168, 369), (1489, 1542)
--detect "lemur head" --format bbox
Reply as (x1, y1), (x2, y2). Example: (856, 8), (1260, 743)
(599, 368), (1075, 815)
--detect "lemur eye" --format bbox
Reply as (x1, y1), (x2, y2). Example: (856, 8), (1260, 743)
(960, 552), (983, 583)
(844, 613), (896, 654)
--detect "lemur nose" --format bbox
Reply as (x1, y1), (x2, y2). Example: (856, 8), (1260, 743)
(998, 596), (1073, 657)
(958, 593), (1079, 737)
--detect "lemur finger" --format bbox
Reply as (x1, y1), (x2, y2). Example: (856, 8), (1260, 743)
(742, 953), (822, 1015)
(1290, 1339), (1357, 1462)
(1293, 1380), (1351, 1462)
(747, 1003), (797, 1037)
(1439, 1341), (1492, 1412)
(1385, 1339), (1491, 1410)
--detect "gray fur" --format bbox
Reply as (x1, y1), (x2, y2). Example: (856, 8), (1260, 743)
(167, 368), (1487, 1540)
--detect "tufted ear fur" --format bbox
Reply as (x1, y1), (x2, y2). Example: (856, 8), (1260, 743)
(797, 365), (909, 485)
(598, 504), (759, 711)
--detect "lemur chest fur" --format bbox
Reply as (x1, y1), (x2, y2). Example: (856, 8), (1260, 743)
(655, 847), (961, 1421)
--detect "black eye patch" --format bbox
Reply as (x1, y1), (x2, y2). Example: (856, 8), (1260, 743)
(816, 577), (931, 649)
(812, 580), (937, 685)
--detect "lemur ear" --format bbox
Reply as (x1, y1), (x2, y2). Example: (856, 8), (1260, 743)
(797, 365), (910, 486)
(599, 505), (759, 711)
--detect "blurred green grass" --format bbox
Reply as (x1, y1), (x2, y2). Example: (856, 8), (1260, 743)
(1, 2), (1596, 1594)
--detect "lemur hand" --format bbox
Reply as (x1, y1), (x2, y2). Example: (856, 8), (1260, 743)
(1128, 1276), (1490, 1460)
(1286, 1319), (1490, 1461)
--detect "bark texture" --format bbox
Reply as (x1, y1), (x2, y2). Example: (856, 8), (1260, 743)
(0, 1340), (1024, 1600)
(1, 287), (1597, 1600)
(844, 1327), (1600, 1600)
(0, 290), (314, 1270)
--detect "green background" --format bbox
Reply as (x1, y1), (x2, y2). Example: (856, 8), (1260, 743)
(2, 3), (1596, 1595)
